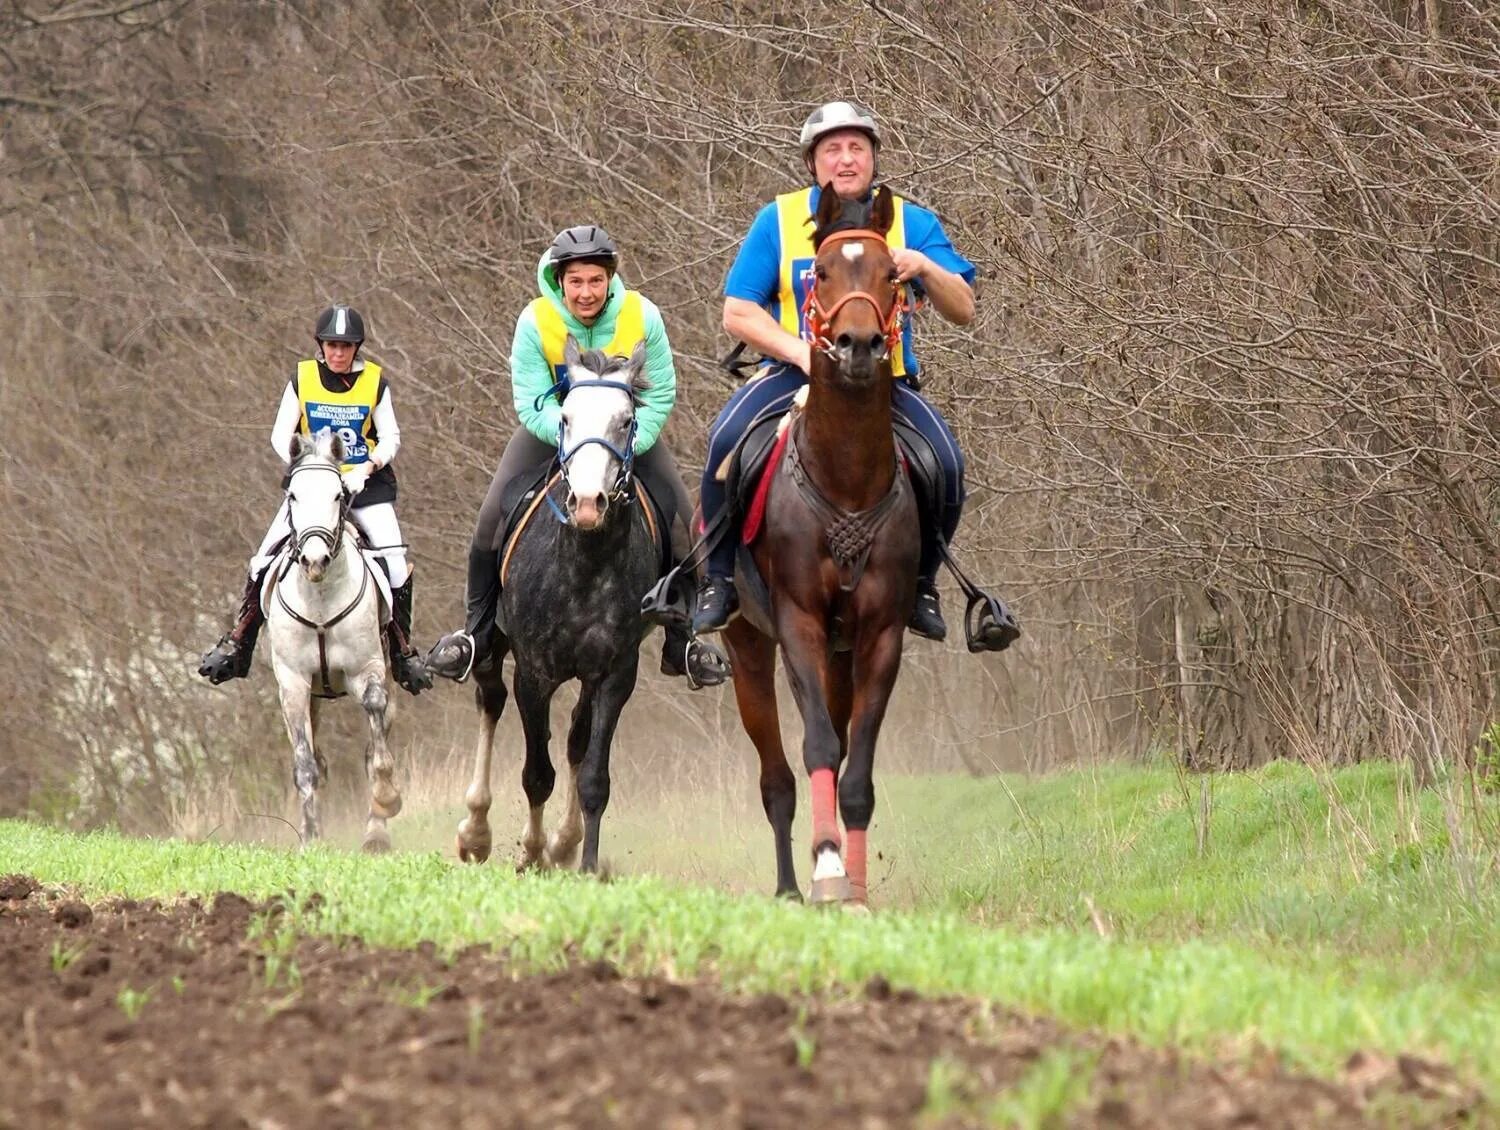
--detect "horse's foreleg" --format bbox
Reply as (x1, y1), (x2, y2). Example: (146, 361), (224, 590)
(514, 667), (557, 870)
(357, 665), (397, 854)
(546, 694), (592, 867)
(576, 659), (639, 875)
(776, 614), (850, 904)
(726, 619), (800, 899)
(278, 682), (320, 846)
(457, 661), (508, 864)
(841, 626), (905, 905)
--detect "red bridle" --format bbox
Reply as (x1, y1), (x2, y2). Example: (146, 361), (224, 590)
(801, 228), (909, 361)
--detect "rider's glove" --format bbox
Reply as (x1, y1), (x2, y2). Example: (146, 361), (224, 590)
(341, 463), (373, 496)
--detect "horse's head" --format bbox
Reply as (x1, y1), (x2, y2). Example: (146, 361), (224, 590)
(806, 183), (905, 385)
(556, 335), (649, 531)
(286, 430), (350, 582)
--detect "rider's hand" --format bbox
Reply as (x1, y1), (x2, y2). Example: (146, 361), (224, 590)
(891, 248), (930, 284)
(341, 464), (373, 496)
(792, 340), (813, 374)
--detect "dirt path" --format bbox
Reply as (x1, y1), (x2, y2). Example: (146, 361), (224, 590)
(0, 876), (1476, 1128)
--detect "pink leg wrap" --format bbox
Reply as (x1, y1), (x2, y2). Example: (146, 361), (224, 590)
(809, 767), (840, 852)
(845, 828), (868, 903)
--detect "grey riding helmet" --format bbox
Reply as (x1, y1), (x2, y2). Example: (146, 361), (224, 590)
(799, 101), (882, 160)
(548, 225), (619, 285)
(314, 304), (366, 345)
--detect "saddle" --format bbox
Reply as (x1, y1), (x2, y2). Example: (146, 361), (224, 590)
(492, 459), (668, 629)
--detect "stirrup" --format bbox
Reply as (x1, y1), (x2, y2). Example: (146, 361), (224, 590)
(683, 637), (732, 689)
(198, 638), (249, 685)
(964, 592), (1021, 653)
(391, 649), (433, 694)
(426, 631), (477, 683)
(641, 569), (690, 627)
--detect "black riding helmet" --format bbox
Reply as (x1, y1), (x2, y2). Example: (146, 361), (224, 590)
(314, 304), (366, 346)
(547, 225), (618, 286)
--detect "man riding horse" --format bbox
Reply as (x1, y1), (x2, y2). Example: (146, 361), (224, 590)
(687, 101), (1016, 650)
(426, 225), (726, 687)
(198, 305), (431, 695)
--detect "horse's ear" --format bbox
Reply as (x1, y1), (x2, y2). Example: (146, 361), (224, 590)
(564, 333), (582, 371)
(870, 185), (895, 237)
(328, 431), (347, 464)
(627, 340), (651, 395)
(814, 181), (844, 234)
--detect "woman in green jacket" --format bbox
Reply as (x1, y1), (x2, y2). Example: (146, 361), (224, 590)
(428, 225), (718, 685)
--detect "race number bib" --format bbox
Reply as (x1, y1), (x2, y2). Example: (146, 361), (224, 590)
(305, 401), (371, 464)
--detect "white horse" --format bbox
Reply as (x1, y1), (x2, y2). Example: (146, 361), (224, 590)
(266, 430), (401, 851)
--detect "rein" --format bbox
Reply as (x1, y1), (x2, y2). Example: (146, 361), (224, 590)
(800, 228), (909, 362)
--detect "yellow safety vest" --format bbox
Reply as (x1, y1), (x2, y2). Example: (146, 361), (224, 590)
(296, 359), (381, 472)
(531, 290), (646, 382)
(775, 186), (909, 377)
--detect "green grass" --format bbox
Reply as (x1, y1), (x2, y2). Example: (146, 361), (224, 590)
(3, 759), (1497, 1097)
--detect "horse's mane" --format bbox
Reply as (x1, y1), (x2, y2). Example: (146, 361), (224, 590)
(571, 347), (651, 405)
(810, 195), (876, 250)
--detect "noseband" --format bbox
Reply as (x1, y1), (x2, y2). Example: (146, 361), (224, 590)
(801, 229), (909, 362)
(534, 376), (640, 523)
(286, 461), (351, 561)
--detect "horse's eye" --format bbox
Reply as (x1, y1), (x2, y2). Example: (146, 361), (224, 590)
(888, 269), (900, 283)
(815, 265), (828, 281)
(288, 492), (297, 504)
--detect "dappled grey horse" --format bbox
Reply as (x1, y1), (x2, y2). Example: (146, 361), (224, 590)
(265, 431), (401, 851)
(454, 338), (660, 872)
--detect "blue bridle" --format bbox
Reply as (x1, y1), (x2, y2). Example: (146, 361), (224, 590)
(533, 377), (640, 524)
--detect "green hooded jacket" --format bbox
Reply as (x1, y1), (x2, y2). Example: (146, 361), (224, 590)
(511, 252), (676, 453)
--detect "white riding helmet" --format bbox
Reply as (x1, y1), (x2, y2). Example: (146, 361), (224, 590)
(799, 101), (882, 159)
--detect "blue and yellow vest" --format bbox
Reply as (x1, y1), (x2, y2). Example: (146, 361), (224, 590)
(296, 359), (381, 472)
(530, 291), (647, 382)
(775, 186), (910, 378)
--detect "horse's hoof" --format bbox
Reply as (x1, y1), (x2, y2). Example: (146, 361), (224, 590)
(371, 784), (402, 819)
(547, 840), (580, 868)
(841, 900), (872, 916)
(362, 829), (392, 854)
(808, 874), (854, 905)
(455, 823), (491, 864)
(775, 887), (804, 903)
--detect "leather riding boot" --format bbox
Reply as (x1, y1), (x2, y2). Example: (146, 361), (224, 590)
(908, 576), (948, 642)
(691, 575), (739, 635)
(426, 545), (501, 682)
(198, 572), (265, 684)
(387, 579), (432, 694)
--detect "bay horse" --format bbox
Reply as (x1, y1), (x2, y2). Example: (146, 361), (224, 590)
(723, 184), (919, 906)
(453, 338), (659, 873)
(265, 430), (402, 852)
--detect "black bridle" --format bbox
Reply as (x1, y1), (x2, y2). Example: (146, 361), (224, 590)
(534, 377), (640, 524)
(285, 460), (352, 563)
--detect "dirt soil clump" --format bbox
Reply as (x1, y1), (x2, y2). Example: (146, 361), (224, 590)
(0, 876), (1477, 1128)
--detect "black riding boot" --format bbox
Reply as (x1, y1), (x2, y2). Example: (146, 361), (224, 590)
(908, 514), (949, 641)
(426, 545), (501, 682)
(198, 572), (265, 684)
(387, 579), (433, 695)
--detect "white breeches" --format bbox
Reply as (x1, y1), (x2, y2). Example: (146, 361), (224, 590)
(248, 499), (409, 589)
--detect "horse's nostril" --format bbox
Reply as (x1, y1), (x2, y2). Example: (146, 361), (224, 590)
(594, 492), (608, 512)
(836, 333), (854, 351)
(868, 333), (885, 353)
